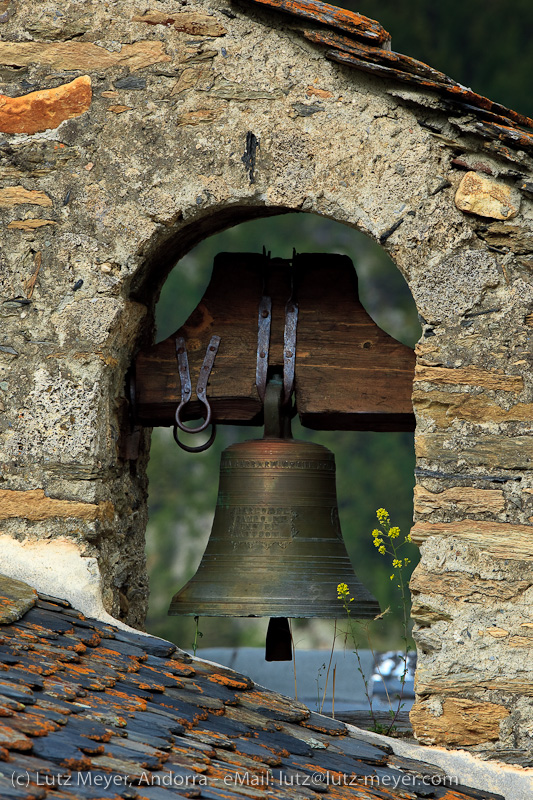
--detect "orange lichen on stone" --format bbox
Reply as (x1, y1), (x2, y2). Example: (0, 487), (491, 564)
(0, 75), (92, 134)
(248, 0), (390, 45)
(61, 755), (93, 770)
(168, 658), (196, 676)
(207, 673), (251, 690)
(0, 720), (33, 750)
(7, 712), (59, 737)
(105, 689), (148, 712)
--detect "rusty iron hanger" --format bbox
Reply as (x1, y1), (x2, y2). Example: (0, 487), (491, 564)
(173, 334), (220, 453)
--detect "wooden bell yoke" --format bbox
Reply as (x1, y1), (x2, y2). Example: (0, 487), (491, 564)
(131, 252), (415, 434)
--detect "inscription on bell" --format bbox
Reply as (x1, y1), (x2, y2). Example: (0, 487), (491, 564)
(227, 505), (298, 550)
(222, 458), (335, 472)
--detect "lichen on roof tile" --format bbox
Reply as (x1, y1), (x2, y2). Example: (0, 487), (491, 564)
(0, 578), (507, 799)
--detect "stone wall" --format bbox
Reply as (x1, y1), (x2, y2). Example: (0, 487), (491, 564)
(0, 0), (532, 760)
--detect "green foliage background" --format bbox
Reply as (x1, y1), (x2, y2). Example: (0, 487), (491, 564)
(145, 2), (531, 651)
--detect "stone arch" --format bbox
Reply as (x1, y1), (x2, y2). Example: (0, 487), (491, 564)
(1, 0), (532, 756)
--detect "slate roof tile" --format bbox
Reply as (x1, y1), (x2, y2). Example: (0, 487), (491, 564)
(0, 579), (503, 800)
(244, 0), (533, 176)
(124, 730), (175, 752)
(0, 681), (35, 703)
(298, 710), (345, 735)
(142, 655), (195, 676)
(2, 710), (60, 738)
(236, 691), (310, 723)
(2, 668), (45, 690)
(33, 697), (77, 715)
(111, 631), (177, 659)
(35, 595), (70, 608)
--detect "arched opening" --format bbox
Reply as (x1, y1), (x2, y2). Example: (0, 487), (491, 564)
(144, 211), (421, 666)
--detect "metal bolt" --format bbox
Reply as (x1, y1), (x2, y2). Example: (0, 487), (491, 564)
(261, 309), (269, 318)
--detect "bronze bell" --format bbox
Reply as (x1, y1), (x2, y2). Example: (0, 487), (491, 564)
(169, 378), (380, 657)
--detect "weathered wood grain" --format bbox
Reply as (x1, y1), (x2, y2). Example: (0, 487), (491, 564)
(133, 253), (416, 430)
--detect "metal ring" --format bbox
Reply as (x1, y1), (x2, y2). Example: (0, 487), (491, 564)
(173, 422), (217, 453)
(174, 395), (212, 434)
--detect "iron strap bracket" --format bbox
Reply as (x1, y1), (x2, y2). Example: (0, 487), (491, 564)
(256, 271), (299, 408)
(256, 295), (272, 403)
(283, 299), (298, 406)
(173, 334), (220, 452)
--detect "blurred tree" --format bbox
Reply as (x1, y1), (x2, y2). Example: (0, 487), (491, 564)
(345, 0), (533, 116)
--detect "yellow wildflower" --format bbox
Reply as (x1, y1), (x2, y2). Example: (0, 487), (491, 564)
(337, 582), (349, 600)
(376, 508), (390, 525)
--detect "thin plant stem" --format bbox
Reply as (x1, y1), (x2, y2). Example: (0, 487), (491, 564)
(192, 616), (202, 656)
(340, 606), (375, 720)
(319, 619), (337, 714)
(289, 619), (297, 701)
(363, 623), (394, 713)
(332, 665), (336, 720)
(338, 508), (415, 736)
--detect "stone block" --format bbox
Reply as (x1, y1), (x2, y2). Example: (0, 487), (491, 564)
(410, 563), (530, 603)
(410, 697), (509, 745)
(413, 387), (533, 426)
(411, 520), (533, 561)
(0, 76), (91, 134)
(414, 364), (524, 392)
(0, 41), (169, 71)
(132, 10), (227, 37)
(413, 485), (505, 516)
(415, 432), (533, 470)
(455, 171), (519, 219)
(0, 186), (52, 207)
(0, 489), (113, 523)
